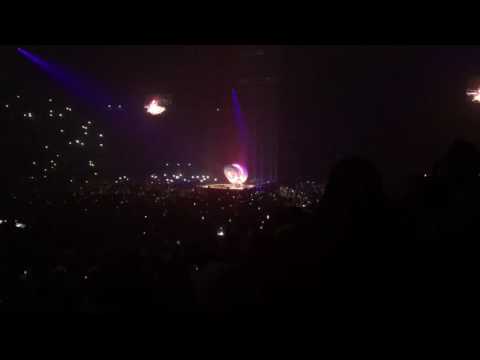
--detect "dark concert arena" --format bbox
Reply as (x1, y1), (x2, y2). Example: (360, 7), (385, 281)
(1, 45), (479, 312)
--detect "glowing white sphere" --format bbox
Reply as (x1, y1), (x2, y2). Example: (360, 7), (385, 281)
(467, 88), (480, 103)
(224, 164), (248, 185)
(145, 99), (166, 115)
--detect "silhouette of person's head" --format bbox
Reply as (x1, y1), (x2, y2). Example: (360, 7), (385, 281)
(323, 157), (384, 215)
(442, 139), (480, 182)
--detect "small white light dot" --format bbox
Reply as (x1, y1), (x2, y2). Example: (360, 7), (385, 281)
(16, 222), (26, 229)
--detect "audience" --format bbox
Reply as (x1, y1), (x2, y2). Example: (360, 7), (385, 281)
(2, 96), (479, 312)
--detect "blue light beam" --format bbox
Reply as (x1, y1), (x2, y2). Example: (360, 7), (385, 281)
(231, 88), (250, 164)
(17, 48), (113, 109)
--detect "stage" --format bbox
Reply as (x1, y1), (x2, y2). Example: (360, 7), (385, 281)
(199, 183), (256, 191)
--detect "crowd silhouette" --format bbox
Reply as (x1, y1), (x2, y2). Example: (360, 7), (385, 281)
(1, 139), (479, 312)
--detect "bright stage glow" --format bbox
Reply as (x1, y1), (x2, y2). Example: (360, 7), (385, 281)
(199, 164), (253, 190)
(145, 99), (166, 115)
(224, 164), (248, 185)
(467, 88), (480, 103)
